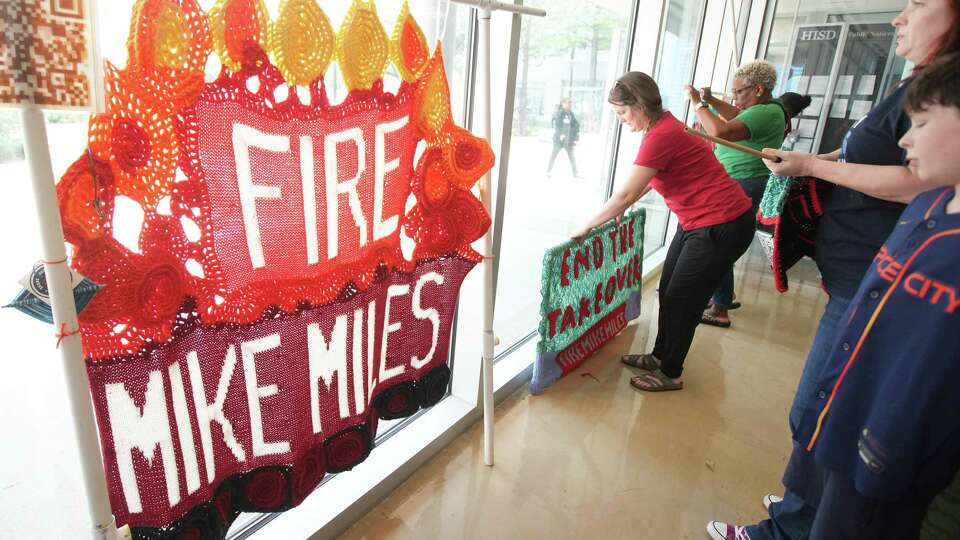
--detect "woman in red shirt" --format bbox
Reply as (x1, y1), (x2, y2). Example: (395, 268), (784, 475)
(572, 72), (754, 391)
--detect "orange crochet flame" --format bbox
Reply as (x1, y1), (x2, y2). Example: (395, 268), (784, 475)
(128, 0), (211, 112)
(88, 63), (179, 208)
(414, 48), (453, 141)
(209, 0), (270, 72)
(392, 0), (429, 82)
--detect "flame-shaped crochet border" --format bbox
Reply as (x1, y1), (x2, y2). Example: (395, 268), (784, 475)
(57, 0), (494, 362)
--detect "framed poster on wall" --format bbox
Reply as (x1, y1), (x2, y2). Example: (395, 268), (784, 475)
(781, 24), (844, 155)
(818, 23), (897, 153)
(780, 22), (899, 154)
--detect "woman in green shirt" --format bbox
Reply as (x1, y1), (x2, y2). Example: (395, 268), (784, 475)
(686, 60), (787, 327)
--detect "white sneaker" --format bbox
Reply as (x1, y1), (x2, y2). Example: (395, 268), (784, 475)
(762, 494), (783, 510)
(706, 520), (751, 540)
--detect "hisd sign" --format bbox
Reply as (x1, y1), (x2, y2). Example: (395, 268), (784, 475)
(532, 209), (645, 393)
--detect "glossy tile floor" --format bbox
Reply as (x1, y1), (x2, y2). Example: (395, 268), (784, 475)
(341, 241), (827, 539)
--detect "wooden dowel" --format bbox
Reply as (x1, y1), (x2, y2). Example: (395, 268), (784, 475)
(684, 127), (783, 162)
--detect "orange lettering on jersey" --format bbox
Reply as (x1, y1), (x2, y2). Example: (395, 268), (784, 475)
(904, 273), (928, 297)
(875, 247), (903, 283)
(948, 290), (960, 314)
(898, 272), (960, 314)
(876, 248), (960, 314)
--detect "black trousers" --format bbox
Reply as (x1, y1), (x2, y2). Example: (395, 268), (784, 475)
(548, 142), (578, 175)
(653, 209), (755, 378)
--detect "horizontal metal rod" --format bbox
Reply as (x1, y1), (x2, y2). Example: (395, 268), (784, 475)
(449, 0), (546, 17)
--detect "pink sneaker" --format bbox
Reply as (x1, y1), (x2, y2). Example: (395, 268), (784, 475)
(706, 520), (751, 540)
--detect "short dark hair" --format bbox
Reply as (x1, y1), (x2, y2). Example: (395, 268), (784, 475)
(906, 52), (960, 113)
(608, 72), (664, 119)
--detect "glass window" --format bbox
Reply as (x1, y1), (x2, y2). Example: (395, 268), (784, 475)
(655, 0), (707, 121)
(766, 0), (905, 88)
(764, 0), (906, 154)
(611, 0), (708, 264)
(491, 0), (636, 353)
(0, 108), (92, 539)
(1, 9), (94, 530)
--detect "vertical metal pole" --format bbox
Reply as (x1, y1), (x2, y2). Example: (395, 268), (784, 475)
(450, 0), (544, 469)
(20, 106), (118, 540)
(477, 4), (495, 467)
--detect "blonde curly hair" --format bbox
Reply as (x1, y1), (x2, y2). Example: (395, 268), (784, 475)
(734, 60), (777, 91)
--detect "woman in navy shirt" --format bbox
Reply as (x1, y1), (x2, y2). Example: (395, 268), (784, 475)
(763, 0), (960, 433)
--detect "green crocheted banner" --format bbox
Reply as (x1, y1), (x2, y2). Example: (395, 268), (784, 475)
(758, 175), (795, 219)
(537, 208), (645, 355)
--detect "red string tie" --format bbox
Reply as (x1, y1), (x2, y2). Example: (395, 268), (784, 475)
(56, 322), (80, 348)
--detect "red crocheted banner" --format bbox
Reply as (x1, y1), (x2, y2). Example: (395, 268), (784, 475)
(53, 1), (493, 534)
(176, 67), (418, 320)
(88, 257), (471, 531)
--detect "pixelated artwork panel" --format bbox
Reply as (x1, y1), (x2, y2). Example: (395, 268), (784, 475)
(0, 0), (92, 108)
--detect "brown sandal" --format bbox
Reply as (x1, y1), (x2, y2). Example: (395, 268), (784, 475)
(621, 353), (660, 371)
(630, 369), (684, 392)
(700, 311), (731, 328)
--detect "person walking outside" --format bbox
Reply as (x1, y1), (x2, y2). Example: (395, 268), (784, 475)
(547, 97), (580, 178)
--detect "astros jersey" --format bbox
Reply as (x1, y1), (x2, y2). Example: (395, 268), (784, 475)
(792, 186), (960, 501)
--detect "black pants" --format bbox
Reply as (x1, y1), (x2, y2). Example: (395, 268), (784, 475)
(711, 176), (767, 308)
(653, 209), (755, 378)
(548, 142), (578, 175)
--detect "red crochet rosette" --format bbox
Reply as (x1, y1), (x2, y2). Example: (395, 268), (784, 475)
(239, 467), (291, 511)
(290, 445), (327, 506)
(404, 143), (492, 262)
(323, 425), (373, 473)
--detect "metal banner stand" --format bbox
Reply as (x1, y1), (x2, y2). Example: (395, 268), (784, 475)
(23, 3), (549, 538)
(17, 0), (120, 537)
(448, 0), (545, 466)
(20, 106), (120, 540)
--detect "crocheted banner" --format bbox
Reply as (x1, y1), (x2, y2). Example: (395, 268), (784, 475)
(88, 258), (470, 534)
(53, 0), (493, 537)
(532, 209), (645, 394)
(0, 0), (93, 108)
(756, 175), (827, 292)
